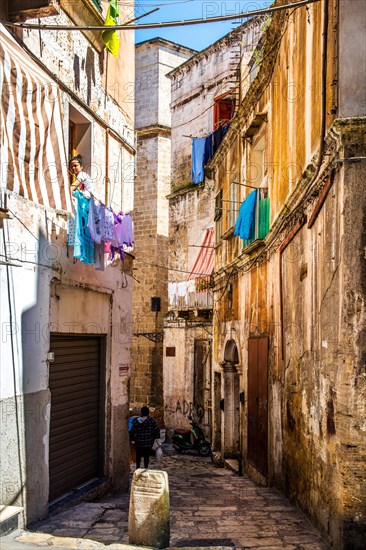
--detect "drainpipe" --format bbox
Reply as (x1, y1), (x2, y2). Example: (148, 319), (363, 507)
(105, 129), (109, 205)
(317, 0), (329, 175)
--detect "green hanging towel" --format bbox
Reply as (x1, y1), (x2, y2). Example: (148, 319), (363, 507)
(102, 0), (120, 58)
(258, 197), (270, 239)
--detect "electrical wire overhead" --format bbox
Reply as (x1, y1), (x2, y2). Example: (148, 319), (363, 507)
(1, 0), (320, 31)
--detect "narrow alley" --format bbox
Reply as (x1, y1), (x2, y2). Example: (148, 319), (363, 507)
(8, 452), (330, 550)
(1, 2), (365, 549)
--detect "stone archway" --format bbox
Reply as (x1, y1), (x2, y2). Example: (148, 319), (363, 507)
(222, 340), (240, 458)
(224, 339), (239, 364)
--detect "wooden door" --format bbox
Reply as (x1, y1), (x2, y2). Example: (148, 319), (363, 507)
(247, 337), (268, 475)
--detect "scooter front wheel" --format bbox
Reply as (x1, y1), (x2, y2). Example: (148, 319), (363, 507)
(173, 444), (184, 453)
(198, 442), (211, 456)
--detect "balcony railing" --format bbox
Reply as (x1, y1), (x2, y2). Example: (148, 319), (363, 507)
(168, 278), (213, 310)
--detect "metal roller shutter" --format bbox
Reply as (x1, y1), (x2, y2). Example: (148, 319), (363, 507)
(49, 334), (104, 502)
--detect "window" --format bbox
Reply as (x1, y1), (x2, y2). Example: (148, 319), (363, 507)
(69, 104), (92, 175)
(214, 92), (235, 130)
(228, 178), (239, 229)
(249, 134), (266, 187)
(241, 122), (270, 248)
(215, 190), (223, 244)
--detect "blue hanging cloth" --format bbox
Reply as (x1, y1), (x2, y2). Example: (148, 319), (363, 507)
(73, 190), (95, 264)
(212, 123), (229, 155)
(234, 189), (257, 240)
(191, 137), (206, 184)
(204, 134), (213, 164)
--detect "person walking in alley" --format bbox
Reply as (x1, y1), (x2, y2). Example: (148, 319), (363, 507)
(129, 406), (160, 469)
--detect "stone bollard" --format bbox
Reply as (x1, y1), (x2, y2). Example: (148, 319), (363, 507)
(128, 468), (170, 549)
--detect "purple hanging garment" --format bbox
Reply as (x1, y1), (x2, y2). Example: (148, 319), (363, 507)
(87, 199), (105, 244)
(103, 208), (114, 242)
(121, 214), (134, 246)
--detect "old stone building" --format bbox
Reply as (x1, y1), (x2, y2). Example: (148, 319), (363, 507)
(132, 38), (194, 423)
(164, 20), (263, 437)
(210, 0), (366, 547)
(0, 0), (135, 526)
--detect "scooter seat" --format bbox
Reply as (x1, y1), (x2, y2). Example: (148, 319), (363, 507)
(174, 428), (191, 435)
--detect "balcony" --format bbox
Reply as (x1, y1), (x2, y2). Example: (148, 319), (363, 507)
(168, 278), (213, 311)
(9, 0), (60, 20)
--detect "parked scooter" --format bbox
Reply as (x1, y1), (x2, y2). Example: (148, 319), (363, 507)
(172, 416), (211, 456)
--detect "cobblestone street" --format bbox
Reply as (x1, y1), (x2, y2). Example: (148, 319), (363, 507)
(6, 452), (331, 550)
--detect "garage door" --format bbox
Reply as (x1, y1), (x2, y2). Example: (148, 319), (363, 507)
(49, 334), (104, 502)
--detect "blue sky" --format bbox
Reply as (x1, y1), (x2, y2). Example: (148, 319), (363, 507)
(132, 0), (272, 52)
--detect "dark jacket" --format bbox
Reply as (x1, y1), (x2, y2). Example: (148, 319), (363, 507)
(130, 416), (160, 448)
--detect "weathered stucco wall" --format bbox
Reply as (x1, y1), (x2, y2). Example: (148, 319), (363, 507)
(165, 22), (263, 439)
(211, 1), (366, 547)
(169, 21), (262, 191)
(1, 192), (133, 522)
(165, 184), (214, 435)
(1, 2), (135, 525)
(163, 322), (212, 437)
(169, 185), (214, 281)
(338, 0), (366, 118)
(23, 5), (134, 141)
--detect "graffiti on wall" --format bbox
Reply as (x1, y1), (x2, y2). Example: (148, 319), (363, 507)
(165, 399), (205, 421)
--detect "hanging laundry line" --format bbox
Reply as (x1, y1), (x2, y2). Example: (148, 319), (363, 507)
(72, 184), (133, 218)
(68, 188), (134, 270)
(190, 124), (230, 184)
(234, 181), (266, 190)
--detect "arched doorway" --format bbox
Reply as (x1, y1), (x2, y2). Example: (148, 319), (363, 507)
(222, 339), (240, 458)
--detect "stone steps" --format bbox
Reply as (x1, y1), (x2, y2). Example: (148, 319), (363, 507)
(0, 505), (23, 536)
(224, 458), (240, 474)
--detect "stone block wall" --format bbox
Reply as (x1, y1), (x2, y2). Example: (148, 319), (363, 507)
(169, 184), (214, 280)
(132, 40), (193, 422)
(169, 21), (263, 191)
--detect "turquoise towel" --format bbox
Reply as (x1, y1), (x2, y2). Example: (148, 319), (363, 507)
(234, 189), (257, 240)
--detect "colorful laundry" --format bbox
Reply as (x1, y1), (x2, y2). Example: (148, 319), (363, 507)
(67, 189), (134, 267)
(234, 189), (257, 240)
(76, 171), (93, 193)
(104, 208), (115, 242)
(191, 137), (207, 184)
(191, 124), (230, 184)
(88, 199), (105, 244)
(73, 190), (95, 264)
(120, 213), (134, 246)
(67, 213), (76, 246)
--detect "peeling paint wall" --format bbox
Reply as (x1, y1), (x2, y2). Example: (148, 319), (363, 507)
(169, 21), (263, 192)
(0, 1), (135, 525)
(164, 22), (264, 437)
(212, 1), (366, 547)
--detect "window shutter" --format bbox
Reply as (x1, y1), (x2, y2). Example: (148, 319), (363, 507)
(214, 190), (223, 221)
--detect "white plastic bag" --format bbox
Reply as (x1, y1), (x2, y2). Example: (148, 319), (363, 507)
(152, 438), (161, 451)
(152, 438), (163, 462)
(155, 445), (163, 462)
